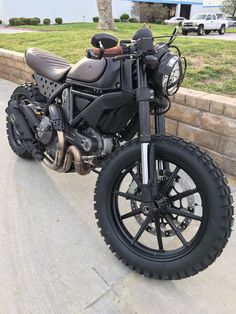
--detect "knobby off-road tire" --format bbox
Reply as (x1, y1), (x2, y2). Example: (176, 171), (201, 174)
(6, 83), (44, 159)
(94, 136), (234, 280)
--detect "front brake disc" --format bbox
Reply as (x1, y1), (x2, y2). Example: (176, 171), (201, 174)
(128, 173), (195, 237)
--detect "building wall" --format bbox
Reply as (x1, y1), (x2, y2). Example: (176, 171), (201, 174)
(202, 0), (223, 14)
(130, 1), (223, 18)
(203, 0), (222, 7)
(0, 0), (4, 22)
(190, 5), (203, 17)
(1, 0), (132, 24)
(132, 0), (203, 4)
(190, 5), (223, 17)
(0, 0), (224, 24)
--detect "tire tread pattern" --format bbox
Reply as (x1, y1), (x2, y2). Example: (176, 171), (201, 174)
(94, 135), (234, 280)
(6, 83), (44, 159)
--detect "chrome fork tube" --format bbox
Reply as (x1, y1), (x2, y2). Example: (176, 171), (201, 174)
(136, 59), (153, 190)
(141, 143), (149, 184)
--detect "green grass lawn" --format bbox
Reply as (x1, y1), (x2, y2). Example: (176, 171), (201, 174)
(0, 23), (235, 97)
(227, 27), (236, 33)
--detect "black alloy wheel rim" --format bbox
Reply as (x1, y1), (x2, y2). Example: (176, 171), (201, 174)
(111, 157), (207, 261)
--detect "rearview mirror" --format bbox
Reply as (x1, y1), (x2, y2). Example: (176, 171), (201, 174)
(91, 33), (118, 49)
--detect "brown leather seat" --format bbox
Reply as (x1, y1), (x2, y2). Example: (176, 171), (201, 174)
(25, 48), (71, 82)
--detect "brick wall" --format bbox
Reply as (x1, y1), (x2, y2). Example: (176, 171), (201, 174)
(165, 88), (236, 175)
(0, 48), (33, 84)
(0, 48), (236, 175)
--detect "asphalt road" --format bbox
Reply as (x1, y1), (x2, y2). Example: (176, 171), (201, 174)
(185, 32), (236, 41)
(0, 78), (236, 314)
(0, 26), (235, 40)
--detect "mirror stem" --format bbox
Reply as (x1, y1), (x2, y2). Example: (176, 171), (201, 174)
(98, 41), (105, 59)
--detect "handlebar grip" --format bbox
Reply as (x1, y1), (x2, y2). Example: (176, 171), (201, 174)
(92, 47), (123, 57)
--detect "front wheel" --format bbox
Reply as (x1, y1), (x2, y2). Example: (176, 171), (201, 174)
(197, 25), (204, 36)
(94, 136), (233, 279)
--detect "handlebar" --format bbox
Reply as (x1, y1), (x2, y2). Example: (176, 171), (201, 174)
(92, 47), (123, 57)
(87, 27), (179, 62)
(112, 54), (133, 62)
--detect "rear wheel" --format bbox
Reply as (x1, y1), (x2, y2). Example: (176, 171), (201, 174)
(218, 25), (225, 35)
(6, 83), (44, 159)
(94, 136), (233, 279)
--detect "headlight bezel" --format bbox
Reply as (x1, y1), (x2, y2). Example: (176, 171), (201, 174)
(147, 49), (187, 97)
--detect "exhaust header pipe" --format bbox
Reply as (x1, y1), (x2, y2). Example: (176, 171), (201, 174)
(61, 145), (92, 175)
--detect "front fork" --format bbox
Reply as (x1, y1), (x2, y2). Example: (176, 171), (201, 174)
(136, 60), (165, 203)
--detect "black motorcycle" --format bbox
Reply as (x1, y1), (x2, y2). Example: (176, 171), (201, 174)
(5, 28), (233, 279)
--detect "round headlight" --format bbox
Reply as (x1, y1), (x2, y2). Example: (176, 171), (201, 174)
(153, 52), (186, 96)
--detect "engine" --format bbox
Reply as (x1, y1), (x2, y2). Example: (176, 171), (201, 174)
(20, 101), (114, 159)
(36, 116), (53, 145)
(82, 127), (114, 155)
(36, 104), (64, 145)
(6, 97), (115, 175)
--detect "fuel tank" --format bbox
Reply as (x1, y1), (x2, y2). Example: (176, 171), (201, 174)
(66, 57), (121, 89)
(67, 57), (106, 83)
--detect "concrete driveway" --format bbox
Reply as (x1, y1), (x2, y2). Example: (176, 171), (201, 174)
(0, 78), (235, 314)
(183, 32), (236, 41)
(0, 26), (38, 34)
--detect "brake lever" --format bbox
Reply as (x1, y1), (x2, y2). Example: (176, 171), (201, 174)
(112, 52), (144, 62)
(112, 54), (132, 62)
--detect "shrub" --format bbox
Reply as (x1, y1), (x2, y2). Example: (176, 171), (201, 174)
(55, 17), (63, 24)
(13, 19), (22, 26)
(43, 18), (51, 25)
(120, 13), (129, 22)
(0, 20), (2, 25)
(93, 16), (99, 23)
(23, 18), (31, 25)
(9, 16), (41, 26)
(9, 18), (18, 26)
(33, 17), (41, 24)
(19, 17), (26, 24)
(155, 19), (163, 24)
(29, 18), (40, 25)
(128, 17), (138, 23)
(114, 18), (120, 22)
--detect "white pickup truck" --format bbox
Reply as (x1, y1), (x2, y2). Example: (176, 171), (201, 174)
(182, 13), (229, 36)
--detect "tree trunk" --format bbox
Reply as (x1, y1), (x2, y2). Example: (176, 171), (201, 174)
(233, 6), (236, 17)
(96, 0), (116, 30)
